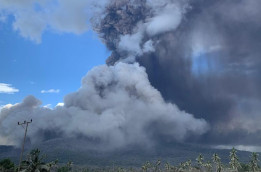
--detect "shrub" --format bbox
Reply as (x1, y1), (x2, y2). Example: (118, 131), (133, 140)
(0, 158), (15, 170)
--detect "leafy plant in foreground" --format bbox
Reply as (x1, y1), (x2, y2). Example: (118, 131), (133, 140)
(229, 147), (241, 171)
(142, 161), (151, 172)
(0, 158), (15, 171)
(57, 161), (73, 172)
(204, 161), (212, 172)
(196, 154), (204, 170)
(212, 153), (222, 172)
(249, 152), (259, 172)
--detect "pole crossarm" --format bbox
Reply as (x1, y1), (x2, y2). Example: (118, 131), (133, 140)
(18, 119), (32, 126)
(17, 119), (32, 172)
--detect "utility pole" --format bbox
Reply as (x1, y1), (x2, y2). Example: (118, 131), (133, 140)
(17, 119), (32, 172)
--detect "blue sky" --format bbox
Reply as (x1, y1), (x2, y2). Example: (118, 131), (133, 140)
(0, 17), (110, 107)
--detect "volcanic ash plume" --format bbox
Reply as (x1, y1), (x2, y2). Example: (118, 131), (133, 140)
(0, 63), (208, 149)
(95, 0), (261, 146)
(95, 0), (190, 64)
(1, 0), (261, 148)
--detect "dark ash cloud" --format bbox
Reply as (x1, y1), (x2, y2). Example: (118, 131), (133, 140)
(96, 0), (261, 146)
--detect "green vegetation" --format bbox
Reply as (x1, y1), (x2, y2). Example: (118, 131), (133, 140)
(18, 148), (58, 172)
(196, 154), (204, 170)
(57, 162), (73, 172)
(229, 147), (241, 170)
(0, 148), (260, 171)
(0, 158), (15, 171)
(212, 153), (222, 172)
(249, 152), (259, 172)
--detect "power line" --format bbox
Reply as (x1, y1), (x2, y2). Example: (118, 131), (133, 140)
(17, 119), (32, 172)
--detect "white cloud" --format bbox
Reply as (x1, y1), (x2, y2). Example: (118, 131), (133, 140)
(214, 145), (261, 152)
(56, 102), (64, 107)
(0, 0), (109, 43)
(43, 104), (52, 109)
(41, 89), (60, 94)
(0, 83), (19, 94)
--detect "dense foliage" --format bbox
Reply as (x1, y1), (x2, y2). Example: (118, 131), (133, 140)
(0, 158), (15, 171)
(0, 147), (260, 172)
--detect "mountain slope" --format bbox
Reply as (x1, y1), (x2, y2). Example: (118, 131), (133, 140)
(0, 139), (253, 167)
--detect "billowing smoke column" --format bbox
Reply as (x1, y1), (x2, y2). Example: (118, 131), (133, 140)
(0, 63), (208, 149)
(96, 0), (261, 146)
(1, 0), (261, 148)
(95, 0), (189, 64)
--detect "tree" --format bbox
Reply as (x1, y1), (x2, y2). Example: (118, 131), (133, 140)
(21, 148), (58, 172)
(142, 161), (151, 172)
(212, 153), (220, 164)
(57, 161), (73, 172)
(141, 164), (147, 172)
(25, 149), (48, 172)
(216, 161), (223, 172)
(249, 152), (259, 172)
(178, 161), (186, 171)
(229, 147), (241, 171)
(164, 162), (171, 172)
(212, 153), (222, 172)
(196, 154), (204, 169)
(0, 158), (14, 171)
(204, 161), (212, 172)
(154, 160), (161, 172)
(178, 160), (192, 172)
(240, 163), (250, 172)
(185, 160), (192, 171)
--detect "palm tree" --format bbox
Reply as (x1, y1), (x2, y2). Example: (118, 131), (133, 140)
(196, 154), (204, 170)
(164, 162), (171, 172)
(142, 165), (147, 172)
(22, 149), (58, 172)
(142, 161), (151, 172)
(185, 160), (192, 171)
(216, 161), (222, 172)
(178, 162), (186, 171)
(117, 167), (125, 172)
(212, 153), (220, 164)
(177, 160), (192, 172)
(23, 149), (47, 172)
(229, 147), (241, 171)
(154, 160), (161, 172)
(204, 161), (212, 172)
(142, 163), (148, 172)
(212, 153), (222, 172)
(249, 152), (259, 172)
